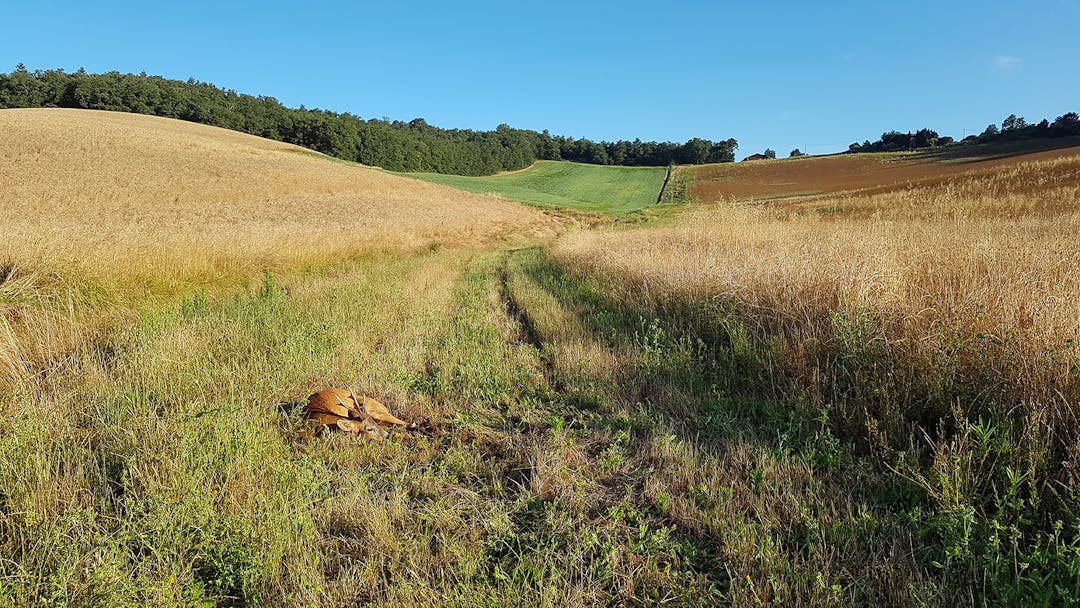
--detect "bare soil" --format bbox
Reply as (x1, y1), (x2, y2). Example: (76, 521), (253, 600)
(690, 138), (1080, 201)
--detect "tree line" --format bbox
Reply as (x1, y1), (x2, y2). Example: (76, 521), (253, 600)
(848, 111), (1080, 153)
(0, 65), (737, 175)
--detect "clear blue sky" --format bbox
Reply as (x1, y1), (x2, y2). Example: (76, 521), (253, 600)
(3, 1), (1078, 157)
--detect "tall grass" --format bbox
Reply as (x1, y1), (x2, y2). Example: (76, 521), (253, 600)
(549, 151), (1080, 602)
(1, 248), (745, 606)
(552, 154), (1080, 421)
(0, 251), (475, 605)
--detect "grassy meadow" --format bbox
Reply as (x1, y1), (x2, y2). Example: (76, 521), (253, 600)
(3, 108), (1080, 606)
(406, 161), (669, 214)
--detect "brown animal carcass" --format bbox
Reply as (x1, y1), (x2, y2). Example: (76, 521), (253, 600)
(355, 394), (410, 427)
(310, 388), (411, 427)
(304, 388), (388, 440)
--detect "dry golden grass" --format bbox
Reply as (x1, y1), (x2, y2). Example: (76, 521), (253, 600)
(0, 108), (562, 386)
(5, 108), (1079, 603)
(552, 151), (1080, 436)
(530, 151), (1080, 604)
(0, 108), (560, 289)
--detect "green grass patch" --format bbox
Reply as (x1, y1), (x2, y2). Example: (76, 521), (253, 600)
(405, 161), (668, 215)
(10, 239), (1076, 605)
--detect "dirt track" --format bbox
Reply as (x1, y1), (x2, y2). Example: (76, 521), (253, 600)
(690, 139), (1080, 201)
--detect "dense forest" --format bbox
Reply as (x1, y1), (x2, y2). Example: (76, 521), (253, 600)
(847, 111), (1080, 153)
(0, 65), (738, 175)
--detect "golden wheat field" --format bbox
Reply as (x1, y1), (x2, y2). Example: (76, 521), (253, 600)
(0, 109), (560, 288)
(553, 151), (1080, 434)
(4, 107), (1080, 604)
(0, 108), (561, 386)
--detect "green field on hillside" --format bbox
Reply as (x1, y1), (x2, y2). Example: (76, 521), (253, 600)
(406, 161), (669, 214)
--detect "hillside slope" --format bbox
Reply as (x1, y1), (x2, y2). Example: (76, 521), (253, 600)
(407, 161), (668, 214)
(690, 139), (1080, 201)
(0, 109), (561, 286)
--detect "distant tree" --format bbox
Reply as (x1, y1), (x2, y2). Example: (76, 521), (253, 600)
(878, 131), (909, 151)
(913, 128), (939, 148)
(1051, 112), (1080, 136)
(679, 138), (711, 164)
(978, 124), (1000, 141)
(763, 148), (776, 159)
(789, 148), (805, 157)
(707, 138), (737, 163)
(608, 140), (629, 164)
(850, 129), (943, 153)
(536, 130), (560, 160)
(1001, 114), (1027, 131)
(0, 66), (741, 174)
(582, 140), (609, 165)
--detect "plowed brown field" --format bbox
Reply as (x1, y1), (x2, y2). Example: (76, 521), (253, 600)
(690, 138), (1080, 201)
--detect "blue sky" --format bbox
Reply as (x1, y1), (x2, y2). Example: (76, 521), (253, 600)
(3, 1), (1078, 157)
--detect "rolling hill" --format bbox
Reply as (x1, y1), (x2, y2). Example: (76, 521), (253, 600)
(406, 160), (669, 214)
(0, 108), (561, 288)
(688, 138), (1080, 202)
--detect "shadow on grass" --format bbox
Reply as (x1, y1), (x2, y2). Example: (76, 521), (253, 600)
(494, 248), (945, 605)
(503, 246), (1080, 606)
(511, 247), (923, 496)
